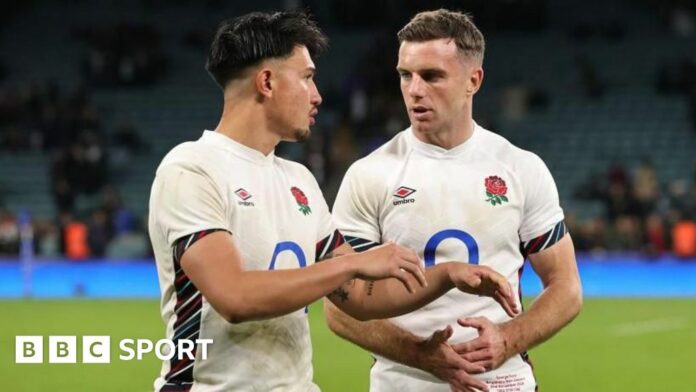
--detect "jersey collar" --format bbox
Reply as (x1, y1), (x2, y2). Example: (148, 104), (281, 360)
(406, 122), (480, 159)
(200, 130), (275, 165)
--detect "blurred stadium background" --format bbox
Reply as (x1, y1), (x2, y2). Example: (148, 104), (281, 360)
(0, 0), (695, 390)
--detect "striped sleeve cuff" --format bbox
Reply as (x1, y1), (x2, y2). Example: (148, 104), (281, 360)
(522, 220), (567, 256)
(173, 228), (230, 265)
(345, 235), (380, 253)
(316, 229), (346, 262)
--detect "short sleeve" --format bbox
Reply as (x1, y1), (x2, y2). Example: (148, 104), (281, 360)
(518, 154), (564, 242)
(151, 166), (229, 246)
(332, 163), (381, 244)
(314, 185), (337, 242)
(313, 188), (346, 261)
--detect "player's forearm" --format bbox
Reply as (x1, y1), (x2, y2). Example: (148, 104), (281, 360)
(324, 299), (425, 368)
(500, 277), (582, 355)
(221, 258), (357, 323)
(338, 262), (454, 320)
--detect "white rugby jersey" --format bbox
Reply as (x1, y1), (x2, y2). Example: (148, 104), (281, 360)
(333, 123), (564, 392)
(148, 130), (342, 392)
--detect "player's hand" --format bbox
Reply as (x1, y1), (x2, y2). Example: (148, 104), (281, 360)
(353, 242), (427, 293)
(414, 325), (489, 392)
(448, 264), (519, 317)
(452, 317), (511, 372)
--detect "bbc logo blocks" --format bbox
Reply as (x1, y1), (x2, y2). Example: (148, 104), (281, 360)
(14, 336), (213, 363)
(83, 336), (111, 363)
(49, 336), (77, 363)
(16, 336), (110, 364)
(15, 336), (43, 364)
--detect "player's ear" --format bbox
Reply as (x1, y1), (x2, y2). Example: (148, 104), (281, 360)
(466, 67), (484, 96)
(254, 68), (273, 99)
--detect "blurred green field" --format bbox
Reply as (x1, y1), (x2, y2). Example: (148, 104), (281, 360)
(2, 298), (695, 391)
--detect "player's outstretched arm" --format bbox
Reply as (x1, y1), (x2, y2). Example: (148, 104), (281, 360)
(180, 231), (425, 323)
(453, 235), (582, 371)
(324, 300), (490, 392)
(326, 245), (519, 321)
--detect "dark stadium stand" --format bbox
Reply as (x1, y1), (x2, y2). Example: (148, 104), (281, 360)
(0, 0), (694, 258)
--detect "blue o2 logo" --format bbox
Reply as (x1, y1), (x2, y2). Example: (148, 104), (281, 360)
(268, 241), (306, 270)
(268, 241), (308, 313)
(424, 229), (479, 268)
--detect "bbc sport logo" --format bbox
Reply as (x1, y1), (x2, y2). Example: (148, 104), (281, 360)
(15, 336), (213, 364)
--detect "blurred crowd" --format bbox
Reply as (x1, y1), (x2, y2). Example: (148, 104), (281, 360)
(0, 20), (162, 260)
(0, 1), (695, 260)
(0, 80), (150, 259)
(571, 161), (696, 257)
(76, 23), (168, 87)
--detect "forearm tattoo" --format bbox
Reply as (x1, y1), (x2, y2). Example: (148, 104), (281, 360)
(329, 279), (355, 302)
(366, 281), (375, 296)
(329, 286), (350, 302)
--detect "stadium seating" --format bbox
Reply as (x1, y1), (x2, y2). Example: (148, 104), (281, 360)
(0, 0), (693, 235)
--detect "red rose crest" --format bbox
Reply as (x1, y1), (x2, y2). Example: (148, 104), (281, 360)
(290, 186), (312, 215)
(484, 176), (509, 206)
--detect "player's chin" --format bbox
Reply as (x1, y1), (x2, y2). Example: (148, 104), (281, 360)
(292, 128), (311, 143)
(411, 122), (435, 134)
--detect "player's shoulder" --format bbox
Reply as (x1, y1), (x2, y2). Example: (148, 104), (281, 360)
(155, 138), (216, 176)
(475, 125), (547, 172)
(348, 130), (410, 176)
(156, 140), (201, 172)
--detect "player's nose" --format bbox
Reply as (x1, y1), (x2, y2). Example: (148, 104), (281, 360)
(310, 83), (322, 107)
(408, 75), (425, 98)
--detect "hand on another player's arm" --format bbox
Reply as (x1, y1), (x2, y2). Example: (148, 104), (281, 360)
(324, 242), (428, 320)
(329, 252), (498, 320)
(348, 242), (427, 293)
(447, 264), (519, 317)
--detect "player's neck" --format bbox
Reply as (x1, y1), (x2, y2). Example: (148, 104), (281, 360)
(414, 118), (475, 150)
(215, 100), (279, 156)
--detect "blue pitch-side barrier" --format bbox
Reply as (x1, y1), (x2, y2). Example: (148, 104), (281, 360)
(0, 255), (695, 298)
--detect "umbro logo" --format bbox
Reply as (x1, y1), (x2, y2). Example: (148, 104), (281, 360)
(393, 186), (416, 206)
(234, 188), (254, 206)
(235, 188), (251, 200)
(394, 187), (416, 198)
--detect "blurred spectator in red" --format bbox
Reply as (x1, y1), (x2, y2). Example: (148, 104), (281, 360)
(64, 219), (89, 260)
(672, 216), (696, 258)
(0, 209), (19, 255)
(644, 213), (668, 256)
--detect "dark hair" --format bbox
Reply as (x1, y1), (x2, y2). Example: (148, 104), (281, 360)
(397, 9), (484, 64)
(206, 11), (328, 89)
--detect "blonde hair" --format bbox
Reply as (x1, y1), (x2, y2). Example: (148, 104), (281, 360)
(398, 9), (485, 64)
